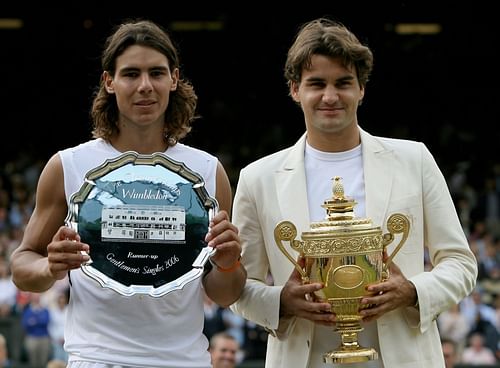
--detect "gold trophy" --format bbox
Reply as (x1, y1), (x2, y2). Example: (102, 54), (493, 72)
(274, 176), (410, 364)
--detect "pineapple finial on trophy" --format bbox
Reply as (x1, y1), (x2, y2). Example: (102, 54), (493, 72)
(321, 176), (357, 221)
(332, 175), (345, 199)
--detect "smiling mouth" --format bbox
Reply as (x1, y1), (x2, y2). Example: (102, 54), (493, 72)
(319, 108), (342, 115)
(135, 101), (155, 106)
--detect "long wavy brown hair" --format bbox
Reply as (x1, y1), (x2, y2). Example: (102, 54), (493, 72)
(90, 19), (198, 146)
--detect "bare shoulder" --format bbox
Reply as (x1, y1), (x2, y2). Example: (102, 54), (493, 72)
(37, 153), (65, 203)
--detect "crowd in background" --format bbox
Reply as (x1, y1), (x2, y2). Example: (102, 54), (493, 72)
(0, 150), (499, 367)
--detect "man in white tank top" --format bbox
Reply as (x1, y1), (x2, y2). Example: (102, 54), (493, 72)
(10, 19), (246, 368)
(230, 18), (477, 368)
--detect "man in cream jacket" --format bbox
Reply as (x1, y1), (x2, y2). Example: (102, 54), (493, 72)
(230, 18), (477, 368)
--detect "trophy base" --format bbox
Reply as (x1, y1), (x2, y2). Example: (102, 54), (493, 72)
(323, 346), (378, 364)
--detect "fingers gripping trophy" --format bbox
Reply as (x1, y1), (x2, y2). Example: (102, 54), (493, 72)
(274, 176), (410, 364)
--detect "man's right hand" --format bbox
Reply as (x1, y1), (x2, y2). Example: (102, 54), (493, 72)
(47, 226), (90, 280)
(279, 256), (336, 326)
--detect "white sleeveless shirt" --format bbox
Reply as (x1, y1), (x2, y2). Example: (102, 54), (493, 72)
(59, 138), (218, 368)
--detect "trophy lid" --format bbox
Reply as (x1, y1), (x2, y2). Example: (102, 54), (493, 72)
(306, 176), (378, 234)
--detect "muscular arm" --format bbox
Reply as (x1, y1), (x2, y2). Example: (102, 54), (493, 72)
(10, 153), (89, 292)
(202, 161), (246, 307)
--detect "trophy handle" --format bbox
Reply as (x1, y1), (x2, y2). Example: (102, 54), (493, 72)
(382, 213), (410, 268)
(274, 221), (308, 280)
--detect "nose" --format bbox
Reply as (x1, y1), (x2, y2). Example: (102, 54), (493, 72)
(138, 74), (153, 92)
(322, 85), (339, 103)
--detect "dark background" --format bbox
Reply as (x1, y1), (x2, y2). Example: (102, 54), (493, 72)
(1, 2), (498, 187)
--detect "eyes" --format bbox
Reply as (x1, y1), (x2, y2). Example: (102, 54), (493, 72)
(304, 78), (355, 89)
(120, 68), (169, 79)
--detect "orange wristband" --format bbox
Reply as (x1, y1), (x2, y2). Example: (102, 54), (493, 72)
(211, 256), (241, 273)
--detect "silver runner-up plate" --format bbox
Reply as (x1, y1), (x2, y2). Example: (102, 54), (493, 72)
(64, 151), (218, 297)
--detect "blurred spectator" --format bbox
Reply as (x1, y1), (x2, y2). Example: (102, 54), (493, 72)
(209, 332), (241, 368)
(472, 233), (500, 282)
(441, 338), (458, 368)
(0, 333), (11, 368)
(0, 207), (10, 234)
(3, 227), (24, 261)
(0, 174), (11, 208)
(469, 220), (489, 242)
(455, 193), (473, 238)
(469, 232), (493, 282)
(494, 294), (500, 333)
(243, 320), (268, 361)
(7, 173), (33, 229)
(15, 290), (30, 314)
(222, 308), (246, 349)
(46, 359), (66, 368)
(203, 292), (225, 342)
(461, 332), (497, 365)
(438, 303), (470, 357)
(40, 276), (70, 310)
(472, 175), (500, 238)
(48, 291), (69, 363)
(22, 158), (44, 193)
(0, 259), (17, 317)
(460, 287), (499, 354)
(482, 237), (500, 281)
(21, 292), (51, 368)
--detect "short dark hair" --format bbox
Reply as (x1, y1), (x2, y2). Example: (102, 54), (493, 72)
(284, 18), (373, 89)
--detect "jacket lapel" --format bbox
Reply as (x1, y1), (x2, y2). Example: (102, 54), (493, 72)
(274, 133), (310, 233)
(360, 128), (394, 227)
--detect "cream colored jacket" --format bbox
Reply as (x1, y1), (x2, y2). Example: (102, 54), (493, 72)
(230, 128), (477, 368)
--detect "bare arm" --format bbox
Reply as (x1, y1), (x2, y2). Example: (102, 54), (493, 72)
(202, 161), (246, 307)
(10, 153), (89, 292)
